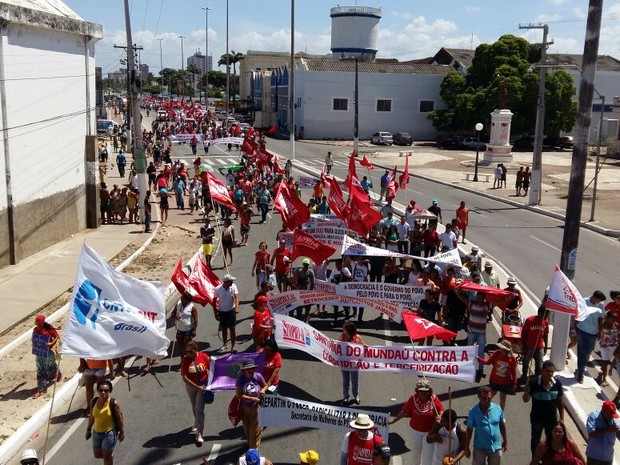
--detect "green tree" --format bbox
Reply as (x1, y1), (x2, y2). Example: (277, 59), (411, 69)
(428, 34), (575, 136)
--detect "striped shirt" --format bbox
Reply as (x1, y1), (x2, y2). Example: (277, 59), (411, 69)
(468, 302), (490, 333)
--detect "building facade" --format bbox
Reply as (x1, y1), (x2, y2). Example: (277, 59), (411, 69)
(187, 51), (212, 74)
(0, 1), (102, 266)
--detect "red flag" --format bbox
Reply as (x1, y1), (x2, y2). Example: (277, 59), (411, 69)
(320, 164), (331, 189)
(206, 172), (237, 212)
(398, 154), (410, 189)
(273, 157), (284, 176)
(257, 147), (274, 165)
(386, 165), (398, 201)
(455, 281), (515, 307)
(266, 124), (277, 136)
(273, 180), (310, 229)
(241, 135), (258, 155)
(360, 155), (374, 170)
(188, 258), (221, 305)
(401, 312), (457, 341)
(347, 185), (382, 235)
(291, 229), (337, 264)
(344, 150), (360, 189)
(327, 176), (349, 222)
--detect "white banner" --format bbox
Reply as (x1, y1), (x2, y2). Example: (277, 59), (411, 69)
(308, 214), (347, 226)
(341, 235), (464, 268)
(167, 133), (204, 145)
(267, 289), (405, 322)
(337, 281), (428, 308)
(297, 175), (320, 188)
(209, 136), (244, 146)
(60, 244), (169, 359)
(300, 224), (357, 249)
(260, 394), (389, 440)
(274, 315), (477, 382)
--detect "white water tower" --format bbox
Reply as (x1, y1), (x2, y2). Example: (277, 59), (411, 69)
(330, 6), (381, 62)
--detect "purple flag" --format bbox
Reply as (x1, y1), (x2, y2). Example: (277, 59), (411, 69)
(208, 352), (265, 391)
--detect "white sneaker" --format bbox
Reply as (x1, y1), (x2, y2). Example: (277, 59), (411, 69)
(217, 345), (228, 353)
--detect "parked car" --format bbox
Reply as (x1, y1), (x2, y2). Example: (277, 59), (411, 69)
(156, 110), (168, 121)
(436, 134), (460, 149)
(238, 114), (254, 124)
(543, 135), (574, 150)
(459, 136), (486, 150)
(393, 132), (414, 146)
(512, 136), (534, 151)
(370, 131), (393, 145)
(96, 119), (119, 135)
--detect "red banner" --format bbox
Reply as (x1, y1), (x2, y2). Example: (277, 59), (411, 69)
(241, 135), (258, 155)
(344, 150), (360, 189)
(206, 172), (237, 212)
(455, 281), (515, 307)
(386, 165), (398, 201)
(347, 184), (382, 236)
(274, 180), (310, 229)
(291, 229), (337, 264)
(402, 312), (456, 341)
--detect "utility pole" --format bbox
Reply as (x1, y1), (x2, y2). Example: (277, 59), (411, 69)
(225, 0), (230, 117)
(353, 56), (359, 157)
(289, 0), (295, 159)
(157, 38), (163, 97)
(549, 0), (603, 372)
(122, 0), (147, 223)
(519, 23), (551, 206)
(113, 43), (143, 135)
(179, 35), (186, 70)
(202, 6), (211, 105)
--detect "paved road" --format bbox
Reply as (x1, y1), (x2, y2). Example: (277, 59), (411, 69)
(20, 137), (567, 465)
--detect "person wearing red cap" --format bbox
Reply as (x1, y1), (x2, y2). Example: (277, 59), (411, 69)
(585, 400), (620, 464)
(31, 315), (62, 398)
(252, 296), (274, 347)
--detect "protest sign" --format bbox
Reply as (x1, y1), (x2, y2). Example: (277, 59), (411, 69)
(260, 394), (389, 440)
(32, 333), (50, 358)
(208, 352), (265, 391)
(297, 175), (319, 188)
(167, 133), (205, 145)
(274, 315), (477, 382)
(299, 224), (356, 249)
(267, 289), (405, 322)
(338, 281), (427, 307)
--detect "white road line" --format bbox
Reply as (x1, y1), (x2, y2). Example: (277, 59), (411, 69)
(529, 235), (561, 252)
(333, 160), (348, 166)
(205, 443), (221, 463)
(226, 158), (238, 164)
(392, 456), (402, 465)
(216, 158), (226, 164)
(203, 159), (214, 165)
(44, 418), (85, 462)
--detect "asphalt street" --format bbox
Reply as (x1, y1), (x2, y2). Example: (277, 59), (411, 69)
(17, 135), (619, 465)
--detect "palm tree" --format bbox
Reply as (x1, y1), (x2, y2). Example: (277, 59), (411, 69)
(219, 51), (244, 101)
(186, 63), (202, 97)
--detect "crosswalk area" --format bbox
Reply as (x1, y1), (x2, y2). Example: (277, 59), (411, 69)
(168, 153), (348, 173)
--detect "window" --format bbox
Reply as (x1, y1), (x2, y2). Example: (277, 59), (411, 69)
(333, 98), (348, 111)
(419, 100), (435, 112)
(376, 99), (392, 112)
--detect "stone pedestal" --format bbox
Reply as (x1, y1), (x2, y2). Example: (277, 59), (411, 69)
(483, 109), (514, 163)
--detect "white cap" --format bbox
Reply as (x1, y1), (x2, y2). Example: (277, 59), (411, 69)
(21, 449), (38, 462)
(223, 274), (236, 281)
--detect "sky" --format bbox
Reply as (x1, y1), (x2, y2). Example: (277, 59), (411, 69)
(62, 0), (620, 76)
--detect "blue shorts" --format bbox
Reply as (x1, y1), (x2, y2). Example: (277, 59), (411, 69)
(84, 368), (107, 378)
(92, 429), (117, 450)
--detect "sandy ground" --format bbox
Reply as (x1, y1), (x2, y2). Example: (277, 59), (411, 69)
(0, 226), (199, 442)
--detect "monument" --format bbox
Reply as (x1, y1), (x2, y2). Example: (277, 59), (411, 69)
(483, 81), (514, 163)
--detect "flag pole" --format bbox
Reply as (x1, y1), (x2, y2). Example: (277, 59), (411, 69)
(41, 357), (63, 465)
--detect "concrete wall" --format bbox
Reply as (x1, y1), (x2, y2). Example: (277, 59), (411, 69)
(0, 21), (97, 266)
(295, 68), (445, 140)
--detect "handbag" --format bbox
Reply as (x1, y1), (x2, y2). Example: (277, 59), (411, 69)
(202, 387), (215, 404)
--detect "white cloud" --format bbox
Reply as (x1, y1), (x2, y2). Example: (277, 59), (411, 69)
(534, 14), (563, 22)
(549, 0), (570, 5)
(465, 6), (482, 12)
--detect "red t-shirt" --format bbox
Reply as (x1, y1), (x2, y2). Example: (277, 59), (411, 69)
(273, 247), (291, 273)
(254, 251), (271, 273)
(480, 350), (517, 386)
(346, 432), (383, 465)
(252, 308), (273, 337)
(258, 349), (282, 385)
(402, 393), (444, 432)
(521, 315), (549, 350)
(180, 352), (211, 385)
(606, 302), (620, 323)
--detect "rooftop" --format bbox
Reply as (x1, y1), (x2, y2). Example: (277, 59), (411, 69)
(303, 59), (454, 75)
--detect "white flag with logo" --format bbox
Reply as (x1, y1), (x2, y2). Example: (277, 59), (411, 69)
(546, 265), (600, 322)
(60, 244), (170, 359)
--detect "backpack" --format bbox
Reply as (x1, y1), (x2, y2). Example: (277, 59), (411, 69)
(91, 397), (120, 430)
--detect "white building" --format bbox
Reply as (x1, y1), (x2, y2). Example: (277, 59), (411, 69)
(0, 0), (102, 266)
(253, 59), (452, 140)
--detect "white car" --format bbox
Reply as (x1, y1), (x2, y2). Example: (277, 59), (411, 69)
(370, 132), (393, 145)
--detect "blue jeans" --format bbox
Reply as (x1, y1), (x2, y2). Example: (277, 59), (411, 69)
(468, 330), (487, 371)
(342, 369), (359, 399)
(530, 422), (554, 455)
(577, 328), (598, 379)
(259, 203), (268, 222)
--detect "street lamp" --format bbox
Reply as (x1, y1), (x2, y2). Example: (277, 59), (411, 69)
(225, 0), (229, 117)
(473, 123), (483, 182)
(204, 10), (211, 103)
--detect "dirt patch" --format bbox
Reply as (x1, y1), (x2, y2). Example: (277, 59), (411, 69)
(0, 225), (200, 442)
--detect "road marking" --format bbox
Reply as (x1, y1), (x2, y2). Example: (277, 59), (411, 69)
(528, 235), (561, 252)
(203, 159), (214, 165)
(226, 158), (238, 164)
(392, 456), (402, 465)
(333, 160), (348, 166)
(216, 158), (226, 164)
(205, 443), (221, 463)
(44, 417), (85, 461)
(472, 211), (488, 219)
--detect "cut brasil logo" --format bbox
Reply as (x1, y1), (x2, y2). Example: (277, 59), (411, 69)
(73, 279), (156, 333)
